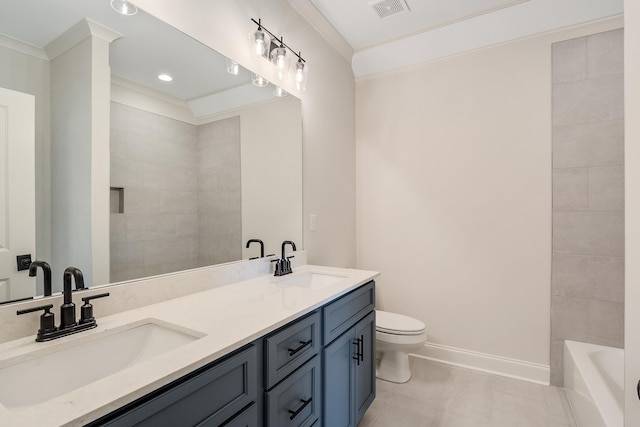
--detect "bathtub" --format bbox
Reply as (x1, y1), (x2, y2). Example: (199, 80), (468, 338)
(564, 340), (624, 427)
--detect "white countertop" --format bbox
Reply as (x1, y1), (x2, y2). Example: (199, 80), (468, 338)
(0, 264), (378, 426)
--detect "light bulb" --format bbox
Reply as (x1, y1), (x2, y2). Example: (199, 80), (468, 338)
(271, 46), (287, 70)
(294, 60), (307, 91)
(295, 62), (305, 83)
(253, 30), (269, 56)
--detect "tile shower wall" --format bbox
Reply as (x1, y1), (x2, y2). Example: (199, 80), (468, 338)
(197, 117), (241, 266)
(110, 103), (241, 282)
(550, 29), (624, 386)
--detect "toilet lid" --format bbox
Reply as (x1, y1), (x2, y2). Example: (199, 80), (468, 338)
(376, 310), (426, 335)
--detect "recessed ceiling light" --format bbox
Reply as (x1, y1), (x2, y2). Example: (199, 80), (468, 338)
(110, 0), (138, 16)
(158, 74), (173, 82)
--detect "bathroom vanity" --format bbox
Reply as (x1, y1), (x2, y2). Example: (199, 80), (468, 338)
(0, 263), (378, 427)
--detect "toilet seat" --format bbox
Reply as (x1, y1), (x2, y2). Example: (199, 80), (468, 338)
(376, 310), (425, 335)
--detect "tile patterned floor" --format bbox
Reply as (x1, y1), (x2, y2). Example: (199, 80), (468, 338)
(358, 357), (577, 427)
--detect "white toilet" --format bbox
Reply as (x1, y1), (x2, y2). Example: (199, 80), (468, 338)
(375, 310), (427, 383)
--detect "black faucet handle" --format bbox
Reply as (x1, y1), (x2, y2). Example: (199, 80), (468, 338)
(17, 304), (57, 336)
(81, 292), (110, 303)
(16, 303), (54, 316)
(80, 293), (110, 324)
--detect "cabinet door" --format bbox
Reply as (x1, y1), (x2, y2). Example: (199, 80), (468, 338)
(322, 328), (356, 427)
(354, 312), (376, 425)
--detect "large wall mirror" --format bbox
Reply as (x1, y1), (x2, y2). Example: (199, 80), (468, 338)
(0, 0), (302, 304)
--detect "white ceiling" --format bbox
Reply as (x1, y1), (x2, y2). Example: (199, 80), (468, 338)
(0, 0), (276, 116)
(289, 0), (624, 78)
(308, 0), (527, 51)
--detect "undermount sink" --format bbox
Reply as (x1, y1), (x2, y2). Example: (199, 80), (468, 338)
(276, 271), (346, 289)
(0, 320), (203, 409)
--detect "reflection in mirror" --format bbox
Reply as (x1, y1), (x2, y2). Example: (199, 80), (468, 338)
(0, 0), (302, 303)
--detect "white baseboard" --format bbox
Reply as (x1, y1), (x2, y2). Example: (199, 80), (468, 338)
(411, 342), (550, 385)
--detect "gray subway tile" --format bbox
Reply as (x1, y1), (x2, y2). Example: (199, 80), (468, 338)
(552, 253), (624, 302)
(162, 191), (198, 214)
(588, 166), (624, 211)
(587, 300), (624, 347)
(549, 339), (565, 387)
(110, 157), (144, 188)
(126, 214), (176, 241)
(123, 187), (163, 214)
(552, 74), (624, 126)
(176, 214), (198, 236)
(552, 168), (588, 211)
(587, 28), (624, 78)
(552, 211), (624, 256)
(551, 296), (588, 341)
(110, 214), (127, 243)
(110, 240), (145, 270)
(552, 37), (587, 84)
(553, 120), (624, 168)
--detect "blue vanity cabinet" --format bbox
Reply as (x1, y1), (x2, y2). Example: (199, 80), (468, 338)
(84, 281), (376, 427)
(322, 282), (376, 427)
(86, 344), (259, 427)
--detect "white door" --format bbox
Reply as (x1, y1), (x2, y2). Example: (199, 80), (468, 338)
(0, 87), (36, 302)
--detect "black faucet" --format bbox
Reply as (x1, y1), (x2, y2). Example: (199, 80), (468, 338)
(28, 260), (52, 297)
(60, 267), (84, 329)
(272, 240), (296, 276)
(246, 239), (265, 259)
(17, 267), (109, 342)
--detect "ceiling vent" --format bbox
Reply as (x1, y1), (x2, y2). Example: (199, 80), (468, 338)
(369, 0), (410, 20)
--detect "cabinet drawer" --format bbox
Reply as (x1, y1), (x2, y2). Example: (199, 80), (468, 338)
(265, 311), (320, 389)
(95, 345), (257, 427)
(208, 402), (257, 427)
(322, 281), (375, 345)
(265, 355), (321, 427)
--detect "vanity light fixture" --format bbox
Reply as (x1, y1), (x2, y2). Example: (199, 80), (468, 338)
(250, 18), (308, 90)
(158, 74), (173, 82)
(110, 0), (138, 16)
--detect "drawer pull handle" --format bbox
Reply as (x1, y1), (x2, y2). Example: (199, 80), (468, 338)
(288, 397), (312, 420)
(288, 339), (312, 356)
(359, 334), (365, 362)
